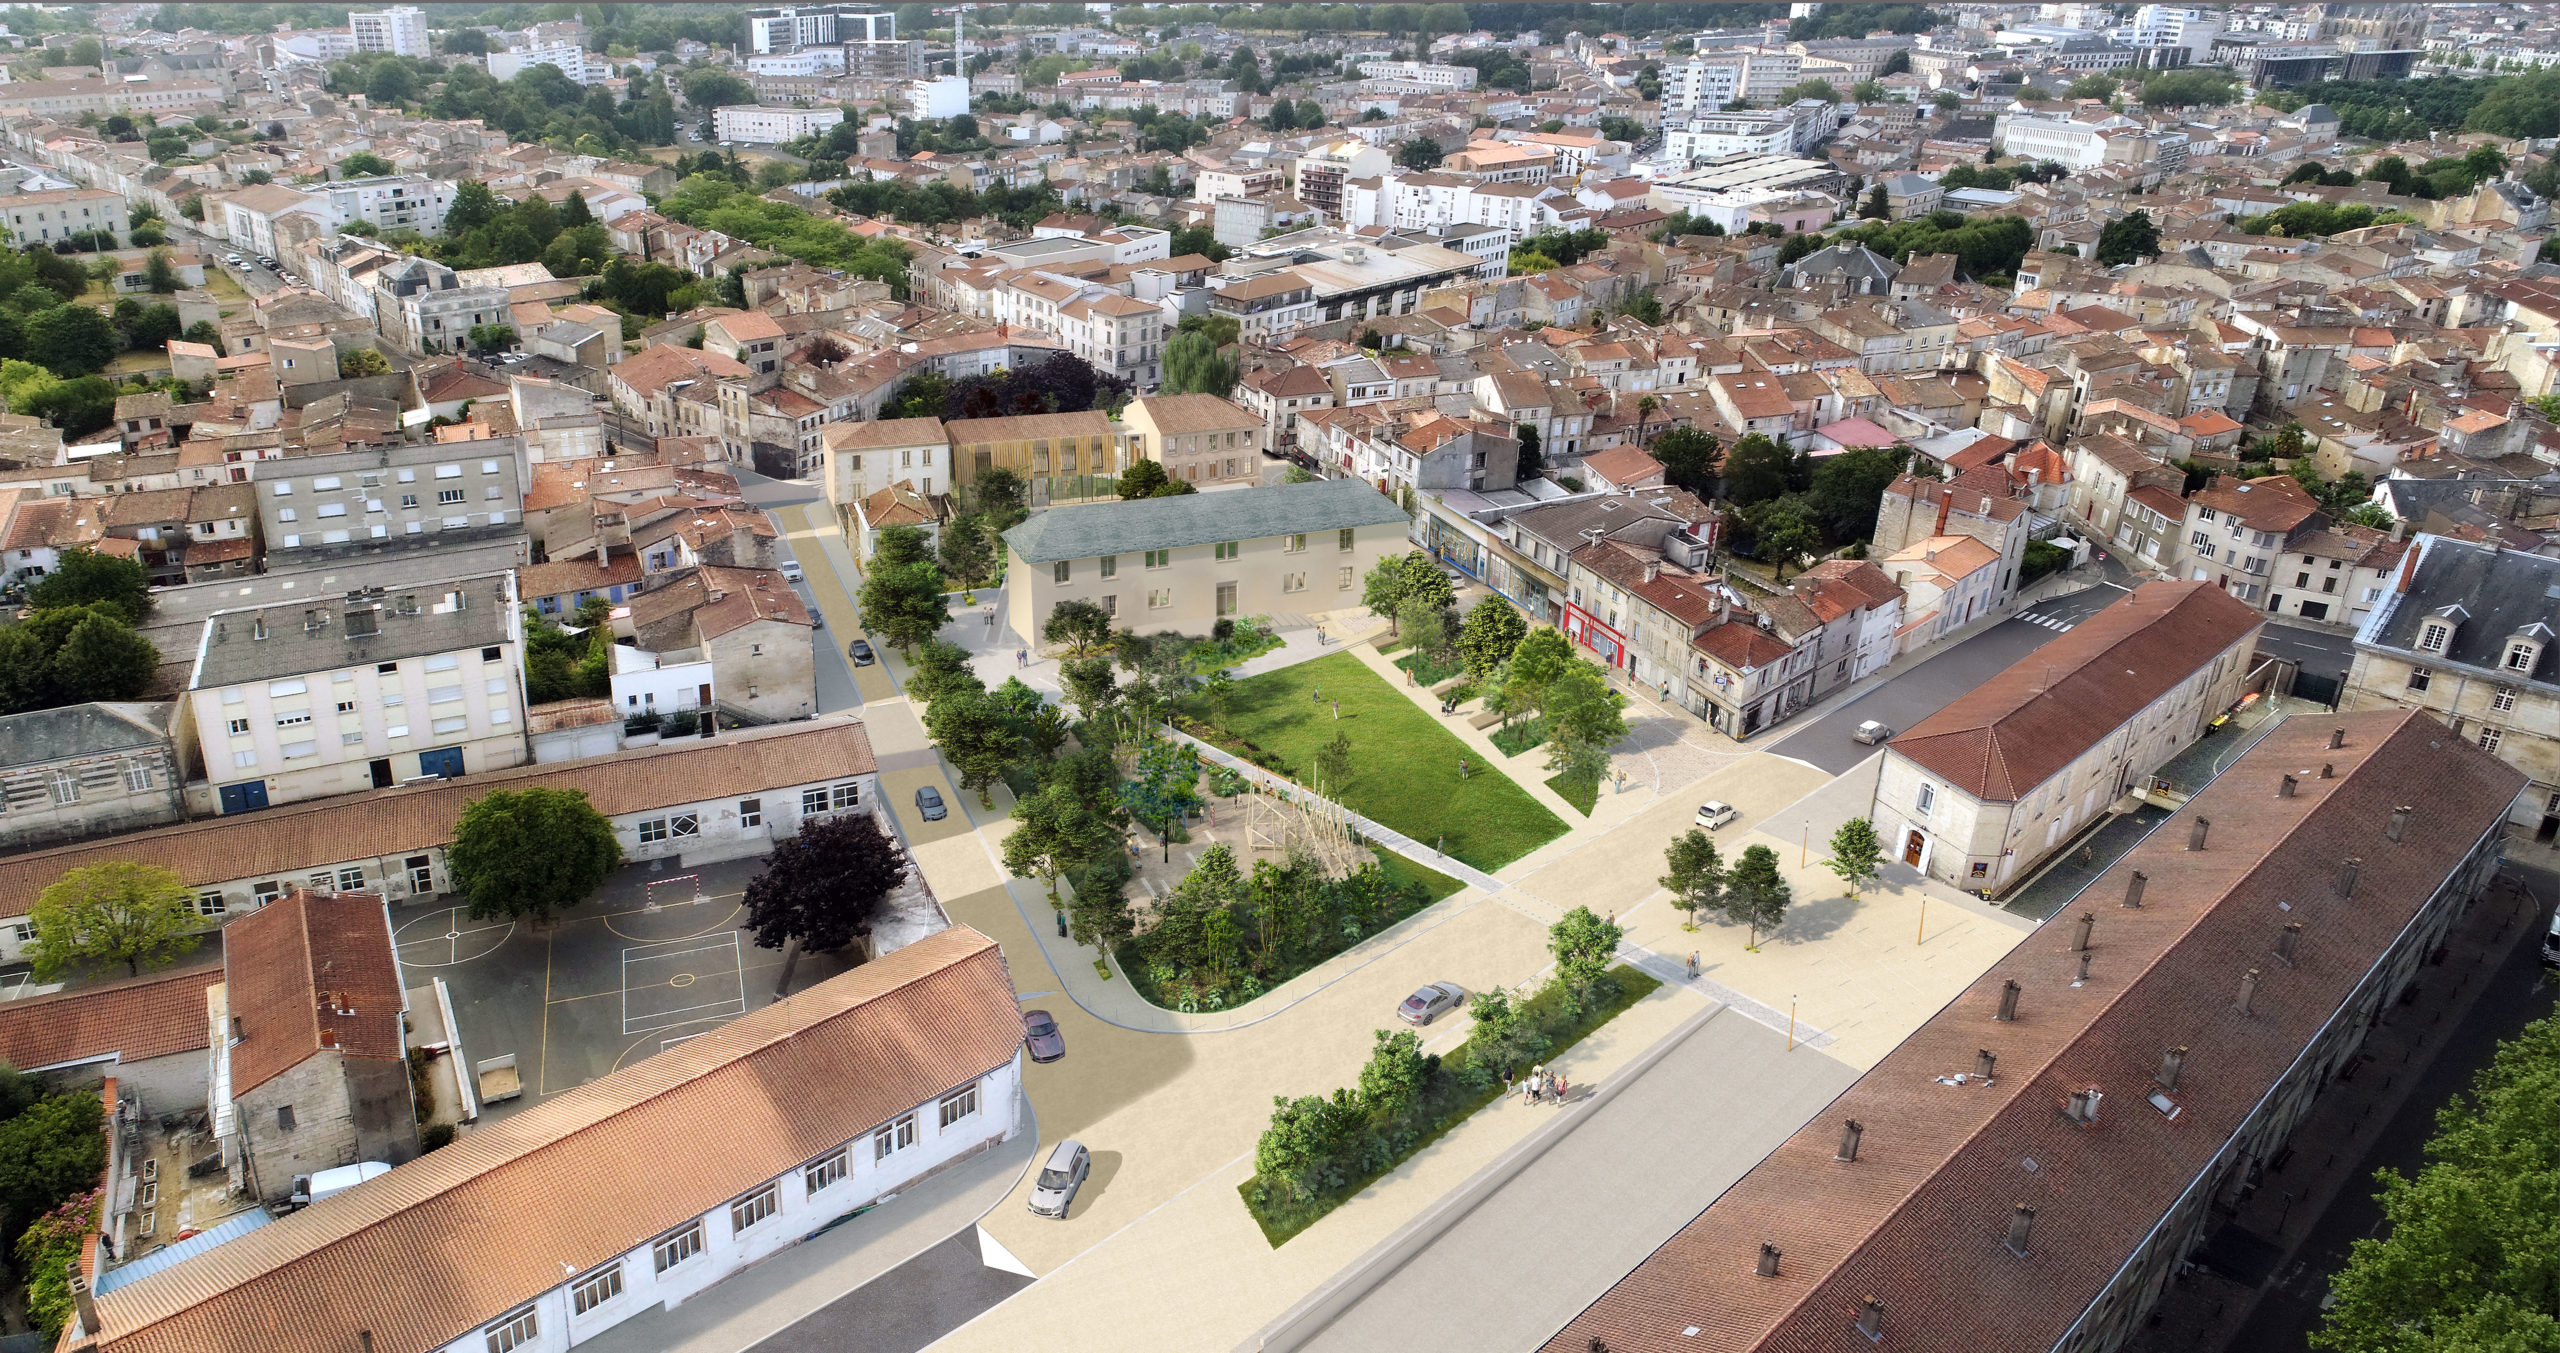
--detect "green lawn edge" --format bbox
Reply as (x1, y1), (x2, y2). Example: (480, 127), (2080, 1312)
(1547, 772), (1598, 817)
(1238, 963), (1665, 1248)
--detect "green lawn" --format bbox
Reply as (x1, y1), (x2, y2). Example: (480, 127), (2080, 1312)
(1489, 714), (1551, 758)
(1195, 651), (1568, 872)
(1547, 772), (1597, 817)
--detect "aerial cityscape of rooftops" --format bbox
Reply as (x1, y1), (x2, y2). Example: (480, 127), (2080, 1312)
(0, 0), (2557, 1350)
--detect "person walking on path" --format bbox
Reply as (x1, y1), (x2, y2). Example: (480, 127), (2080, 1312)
(1553, 1071), (1570, 1106)
(1686, 951), (1701, 980)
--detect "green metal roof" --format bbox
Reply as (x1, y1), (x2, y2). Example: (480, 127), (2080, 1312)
(1001, 479), (1409, 564)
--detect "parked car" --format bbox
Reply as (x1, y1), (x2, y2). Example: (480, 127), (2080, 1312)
(914, 785), (947, 821)
(847, 638), (875, 666)
(1852, 720), (1893, 745)
(779, 559), (803, 583)
(1695, 801), (1738, 830)
(1022, 1009), (1065, 1063)
(1397, 981), (1465, 1026)
(1028, 1139), (1088, 1218)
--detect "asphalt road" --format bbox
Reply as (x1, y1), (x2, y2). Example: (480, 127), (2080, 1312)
(748, 1229), (1032, 1353)
(2253, 620), (2358, 686)
(1773, 567), (2135, 776)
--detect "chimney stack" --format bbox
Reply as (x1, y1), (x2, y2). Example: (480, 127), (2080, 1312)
(2189, 816), (2211, 851)
(2278, 922), (2303, 966)
(362, 1336), (375, 1353)
(2071, 912), (2094, 952)
(2158, 1045), (2186, 1089)
(2005, 1203), (2037, 1256)
(1837, 1119), (1864, 1162)
(1997, 978), (2021, 1021)
(2336, 857), (2360, 897)
(2123, 869), (2147, 908)
(69, 1268), (96, 1336)
(2319, 762), (2334, 779)
(2076, 951), (2092, 983)
(2237, 967), (2260, 1015)
(1757, 1243), (1782, 1278)
(1975, 1049), (1997, 1081)
(2280, 774), (2297, 798)
(2329, 727), (2345, 750)
(1857, 1297), (1886, 1342)
(2065, 1087), (2101, 1123)
(2387, 806), (2411, 842)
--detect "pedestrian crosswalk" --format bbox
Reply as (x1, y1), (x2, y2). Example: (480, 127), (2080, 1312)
(2021, 612), (2076, 632)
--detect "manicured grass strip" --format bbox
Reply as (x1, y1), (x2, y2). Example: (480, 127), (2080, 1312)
(1239, 964), (1664, 1247)
(1194, 651), (1567, 872)
(1392, 648), (1466, 687)
(1370, 846), (1467, 904)
(1489, 714), (1551, 758)
(1547, 772), (1598, 817)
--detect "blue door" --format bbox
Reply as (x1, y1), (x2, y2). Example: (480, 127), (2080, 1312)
(218, 780), (269, 814)
(418, 747), (464, 779)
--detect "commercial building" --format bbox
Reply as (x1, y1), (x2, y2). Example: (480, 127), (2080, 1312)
(1120, 393), (1269, 490)
(183, 571), (530, 815)
(350, 6), (431, 58)
(1877, 581), (2262, 889)
(712, 104), (845, 143)
(747, 4), (894, 53)
(1545, 707), (2522, 1353)
(0, 719), (882, 966)
(905, 74), (971, 120)
(67, 926), (1021, 1353)
(1217, 231), (1485, 328)
(2344, 534), (2560, 834)
(1003, 478), (1408, 640)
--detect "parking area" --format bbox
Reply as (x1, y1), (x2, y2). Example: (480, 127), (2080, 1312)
(400, 854), (862, 1121)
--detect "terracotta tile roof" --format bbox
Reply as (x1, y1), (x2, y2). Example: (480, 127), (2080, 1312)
(225, 891), (405, 1093)
(1581, 445), (1666, 487)
(0, 966), (218, 1072)
(1131, 393), (1258, 435)
(1693, 617), (1795, 670)
(821, 416), (948, 452)
(1793, 559), (1903, 616)
(86, 927), (1021, 1353)
(2190, 474), (2323, 533)
(1542, 709), (2524, 1353)
(1891, 582), (2262, 803)
(611, 344), (752, 401)
(518, 554), (643, 600)
(0, 720), (877, 917)
(943, 411), (1113, 443)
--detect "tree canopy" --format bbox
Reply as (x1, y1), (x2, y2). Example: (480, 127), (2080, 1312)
(741, 811), (908, 954)
(446, 788), (624, 923)
(27, 862), (201, 980)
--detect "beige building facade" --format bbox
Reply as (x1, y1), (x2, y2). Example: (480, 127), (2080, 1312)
(1119, 393), (1270, 489)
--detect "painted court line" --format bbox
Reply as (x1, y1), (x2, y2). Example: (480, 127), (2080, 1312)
(620, 935), (747, 1035)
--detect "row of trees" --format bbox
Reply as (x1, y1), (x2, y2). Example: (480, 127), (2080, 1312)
(0, 551), (158, 716)
(1125, 843), (1433, 1010)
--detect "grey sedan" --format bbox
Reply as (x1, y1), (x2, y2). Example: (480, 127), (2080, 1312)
(1397, 982), (1466, 1026)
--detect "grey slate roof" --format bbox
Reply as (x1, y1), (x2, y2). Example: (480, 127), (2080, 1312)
(0, 702), (176, 770)
(2357, 534), (2560, 687)
(1001, 479), (1408, 563)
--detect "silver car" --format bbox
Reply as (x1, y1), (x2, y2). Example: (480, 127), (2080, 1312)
(1397, 981), (1465, 1025)
(1028, 1139), (1088, 1219)
(1853, 720), (1893, 745)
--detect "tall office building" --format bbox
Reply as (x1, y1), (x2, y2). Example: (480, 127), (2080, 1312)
(351, 5), (431, 58)
(746, 6), (894, 54)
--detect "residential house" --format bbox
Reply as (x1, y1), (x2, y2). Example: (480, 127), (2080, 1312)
(0, 702), (186, 853)
(1120, 394), (1268, 490)
(2180, 474), (2327, 611)
(626, 566), (817, 725)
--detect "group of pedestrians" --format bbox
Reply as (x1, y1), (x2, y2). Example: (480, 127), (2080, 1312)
(1509, 1065), (1571, 1107)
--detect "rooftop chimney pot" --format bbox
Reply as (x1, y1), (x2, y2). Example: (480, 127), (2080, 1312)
(2329, 727), (2345, 749)
(1975, 1048), (1997, 1081)
(2237, 967), (2261, 1015)
(1997, 978), (2021, 1022)
(2337, 857), (2361, 898)
(2072, 912), (2094, 952)
(2005, 1203), (2037, 1257)
(2123, 869), (2147, 908)
(2319, 762), (2334, 779)
(2158, 1045), (2186, 1089)
(2388, 806), (2411, 842)
(1757, 1242), (1782, 1277)
(1837, 1119), (1864, 1162)
(2278, 921), (2304, 966)
(2076, 950), (2092, 983)
(2189, 816), (2211, 851)
(2280, 774), (2298, 798)
(1857, 1297), (1886, 1342)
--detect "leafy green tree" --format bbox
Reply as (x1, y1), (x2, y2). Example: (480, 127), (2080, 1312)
(140, 249), (178, 294)
(27, 548), (145, 622)
(1456, 598), (1527, 679)
(22, 306), (119, 379)
(922, 685), (1018, 806)
(1003, 783), (1119, 902)
(1650, 426), (1721, 494)
(337, 347), (389, 378)
(1547, 905), (1624, 1004)
(46, 611), (157, 705)
(936, 514), (995, 588)
(1719, 844), (1792, 949)
(466, 322), (516, 354)
(1257, 1092), (1352, 1203)
(1506, 626), (1574, 709)
(2065, 74), (2119, 101)
(1660, 829), (1725, 927)
(2095, 209), (2161, 265)
(1162, 330), (1238, 397)
(1722, 433), (1792, 506)
(2131, 67), (2237, 109)
(1541, 661), (1627, 791)
(902, 638), (978, 706)
(1059, 655), (1118, 722)
(857, 561), (950, 652)
(0, 1090), (104, 1269)
(1045, 599), (1115, 658)
(1362, 550), (1453, 635)
(741, 810), (907, 954)
(339, 150), (394, 176)
(1755, 504), (1822, 581)
(972, 465), (1030, 530)
(26, 862), (201, 980)
(1200, 668), (1235, 731)
(1394, 137), (1442, 170)
(1066, 870), (1137, 957)
(1397, 593), (1453, 657)
(1357, 1028), (1432, 1120)
(1118, 739), (1203, 861)
(1825, 817), (1884, 898)
(1515, 421), (1542, 480)
(1117, 458), (1177, 498)
(1312, 728), (1354, 793)
(873, 523), (934, 571)
(1860, 184), (1890, 219)
(447, 788), (625, 923)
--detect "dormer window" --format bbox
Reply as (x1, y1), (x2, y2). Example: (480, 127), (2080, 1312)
(2419, 622), (2451, 653)
(2508, 639), (2544, 673)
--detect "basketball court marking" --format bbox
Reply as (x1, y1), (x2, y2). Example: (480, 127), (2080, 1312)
(600, 885), (746, 942)
(619, 934), (747, 1036)
(391, 906), (517, 968)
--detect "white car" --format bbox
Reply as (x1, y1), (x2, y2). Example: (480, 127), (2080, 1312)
(1695, 801), (1738, 830)
(1852, 720), (1893, 745)
(1028, 1139), (1088, 1219)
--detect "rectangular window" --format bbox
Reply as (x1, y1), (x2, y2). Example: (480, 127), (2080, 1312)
(1339, 528), (1355, 551)
(1099, 554), (1117, 578)
(1146, 549), (1171, 568)
(484, 1307), (538, 1353)
(1283, 572), (1306, 593)
(830, 781), (861, 810)
(805, 1149), (848, 1194)
(739, 797), (762, 828)
(876, 1113), (917, 1159)
(2409, 667), (2433, 693)
(126, 763), (154, 792)
(428, 685), (464, 705)
(431, 715), (468, 735)
(1916, 783), (1936, 813)
(1214, 542), (1238, 560)
(639, 819), (669, 843)
(1338, 567), (1355, 590)
(2480, 726), (2505, 754)
(2420, 622), (2450, 653)
(228, 717), (251, 735)
(233, 749), (258, 769)
(572, 1265), (624, 1316)
(195, 890), (227, 918)
(1053, 560), (1070, 584)
(653, 1222), (704, 1274)
(1148, 588), (1172, 610)
(1284, 533), (1307, 552)
(939, 1082), (980, 1127)
(730, 1183), (778, 1233)
(277, 1105), (296, 1131)
(801, 787), (828, 815)
(1100, 594), (1116, 616)
(2495, 686), (2518, 713)
(438, 488), (466, 505)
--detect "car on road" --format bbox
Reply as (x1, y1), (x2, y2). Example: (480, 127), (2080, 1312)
(1028, 1139), (1088, 1218)
(1852, 720), (1893, 745)
(1695, 801), (1738, 830)
(1396, 981), (1466, 1025)
(780, 559), (803, 583)
(914, 785), (947, 821)
(847, 638), (875, 666)
(1022, 1009), (1065, 1063)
